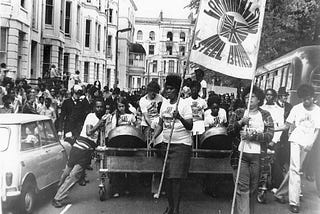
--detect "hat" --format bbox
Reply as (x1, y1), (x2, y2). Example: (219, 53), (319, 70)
(278, 87), (288, 96)
(73, 85), (82, 93)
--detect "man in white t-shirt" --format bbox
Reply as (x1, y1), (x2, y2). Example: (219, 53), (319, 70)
(52, 98), (107, 208)
(186, 80), (207, 143)
(195, 68), (207, 100)
(274, 84), (320, 213)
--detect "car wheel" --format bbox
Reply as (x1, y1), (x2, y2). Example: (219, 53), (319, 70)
(19, 183), (36, 214)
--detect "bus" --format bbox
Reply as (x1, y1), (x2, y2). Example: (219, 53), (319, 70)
(255, 45), (320, 105)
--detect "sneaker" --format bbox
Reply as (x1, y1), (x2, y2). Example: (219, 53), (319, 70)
(271, 188), (278, 194)
(289, 205), (299, 213)
(112, 193), (120, 198)
(51, 198), (71, 208)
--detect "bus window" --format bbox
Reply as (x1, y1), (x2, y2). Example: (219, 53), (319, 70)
(273, 70), (281, 90)
(286, 65), (293, 91)
(260, 75), (266, 90)
(281, 66), (289, 88)
(266, 73), (273, 89)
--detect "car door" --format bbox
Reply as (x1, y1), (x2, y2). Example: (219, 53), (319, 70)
(20, 122), (47, 189)
(40, 120), (68, 186)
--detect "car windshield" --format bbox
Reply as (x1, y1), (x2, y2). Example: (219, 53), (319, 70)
(0, 127), (10, 151)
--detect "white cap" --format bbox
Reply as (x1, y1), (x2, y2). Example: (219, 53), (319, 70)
(73, 84), (82, 93)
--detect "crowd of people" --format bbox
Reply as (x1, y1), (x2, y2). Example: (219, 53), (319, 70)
(1, 67), (320, 214)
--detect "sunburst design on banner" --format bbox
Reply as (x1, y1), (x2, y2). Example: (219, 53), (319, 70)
(193, 0), (260, 68)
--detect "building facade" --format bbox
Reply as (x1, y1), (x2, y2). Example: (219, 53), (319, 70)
(134, 12), (195, 88)
(0, 0), (140, 89)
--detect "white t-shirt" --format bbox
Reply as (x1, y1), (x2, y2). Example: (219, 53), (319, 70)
(261, 104), (284, 143)
(160, 98), (192, 146)
(287, 103), (320, 146)
(139, 94), (163, 126)
(80, 113), (100, 143)
(111, 113), (136, 128)
(186, 96), (207, 135)
(204, 108), (227, 128)
(199, 80), (207, 98)
(238, 110), (264, 154)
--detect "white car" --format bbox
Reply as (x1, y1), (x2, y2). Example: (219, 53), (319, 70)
(0, 114), (71, 213)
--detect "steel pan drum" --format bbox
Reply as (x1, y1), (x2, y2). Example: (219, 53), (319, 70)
(200, 127), (232, 157)
(107, 125), (146, 148)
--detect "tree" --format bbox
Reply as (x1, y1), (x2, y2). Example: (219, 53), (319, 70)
(185, 0), (320, 66)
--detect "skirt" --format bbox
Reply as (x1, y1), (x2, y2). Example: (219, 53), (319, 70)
(158, 143), (192, 179)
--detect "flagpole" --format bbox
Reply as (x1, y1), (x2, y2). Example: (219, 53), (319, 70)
(155, 0), (204, 198)
(230, 1), (267, 213)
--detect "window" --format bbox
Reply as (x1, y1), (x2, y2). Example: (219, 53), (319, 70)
(149, 31), (155, 40)
(152, 60), (157, 73)
(169, 60), (174, 73)
(137, 30), (143, 40)
(32, 0), (38, 29)
(166, 45), (173, 55)
(85, 19), (91, 48)
(75, 54), (79, 71)
(84, 62), (89, 82)
(63, 53), (69, 75)
(163, 60), (166, 73)
(167, 32), (173, 41)
(108, 9), (113, 23)
(42, 45), (51, 78)
(0, 128), (9, 152)
(96, 63), (99, 80)
(180, 32), (185, 42)
(21, 122), (40, 151)
(45, 0), (54, 25)
(76, 5), (80, 41)
(107, 35), (112, 57)
(65, 1), (71, 36)
(149, 45), (154, 55)
(179, 46), (185, 56)
(42, 120), (57, 145)
(97, 24), (101, 51)
(60, 0), (65, 30)
(0, 27), (8, 64)
(58, 47), (63, 74)
(107, 68), (111, 86)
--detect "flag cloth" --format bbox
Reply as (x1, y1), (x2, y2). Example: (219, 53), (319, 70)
(190, 0), (266, 79)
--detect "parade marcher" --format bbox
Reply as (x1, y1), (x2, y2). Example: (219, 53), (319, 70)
(110, 97), (137, 198)
(151, 73), (193, 214)
(260, 88), (285, 196)
(52, 98), (107, 208)
(204, 94), (227, 129)
(274, 84), (320, 213)
(0, 94), (14, 113)
(186, 80), (207, 144)
(227, 85), (274, 214)
(195, 68), (207, 100)
(59, 85), (88, 139)
(40, 97), (57, 123)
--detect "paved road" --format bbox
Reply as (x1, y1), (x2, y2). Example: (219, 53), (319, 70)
(4, 164), (320, 214)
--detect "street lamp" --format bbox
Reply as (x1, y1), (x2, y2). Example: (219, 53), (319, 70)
(115, 27), (132, 88)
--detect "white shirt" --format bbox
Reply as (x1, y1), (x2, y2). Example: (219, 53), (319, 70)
(238, 110), (264, 154)
(186, 96), (207, 135)
(80, 113), (100, 143)
(111, 113), (136, 128)
(204, 108), (227, 128)
(139, 94), (163, 126)
(160, 98), (193, 146)
(261, 104), (284, 143)
(287, 103), (320, 147)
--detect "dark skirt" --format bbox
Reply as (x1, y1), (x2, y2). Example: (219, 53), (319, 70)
(158, 143), (192, 179)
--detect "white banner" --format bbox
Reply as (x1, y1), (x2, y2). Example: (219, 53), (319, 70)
(190, 0), (266, 79)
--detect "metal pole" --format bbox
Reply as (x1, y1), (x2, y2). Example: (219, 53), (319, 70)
(114, 30), (119, 88)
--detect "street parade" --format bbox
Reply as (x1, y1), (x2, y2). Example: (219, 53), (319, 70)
(1, 0), (320, 214)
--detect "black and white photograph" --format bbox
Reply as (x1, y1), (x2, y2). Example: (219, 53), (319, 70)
(0, 0), (320, 213)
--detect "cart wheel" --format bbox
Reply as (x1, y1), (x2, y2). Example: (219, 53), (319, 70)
(99, 187), (106, 201)
(257, 191), (266, 204)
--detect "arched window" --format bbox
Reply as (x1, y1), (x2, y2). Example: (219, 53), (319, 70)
(149, 31), (155, 40)
(137, 30), (143, 40)
(167, 32), (173, 41)
(180, 32), (185, 42)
